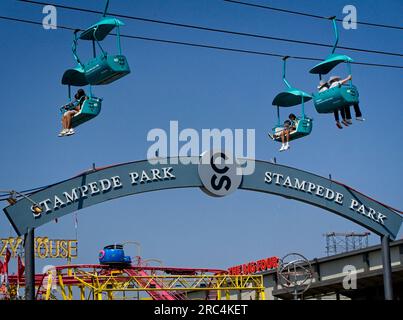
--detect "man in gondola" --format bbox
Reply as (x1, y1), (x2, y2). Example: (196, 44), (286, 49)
(328, 75), (365, 125)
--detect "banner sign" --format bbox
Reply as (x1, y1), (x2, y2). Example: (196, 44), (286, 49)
(228, 257), (279, 275)
(3, 156), (402, 239)
(0, 237), (77, 259)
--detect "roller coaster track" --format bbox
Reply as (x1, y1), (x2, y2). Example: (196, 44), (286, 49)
(3, 264), (265, 300)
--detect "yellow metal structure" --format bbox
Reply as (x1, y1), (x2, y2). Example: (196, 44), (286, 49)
(39, 267), (266, 300)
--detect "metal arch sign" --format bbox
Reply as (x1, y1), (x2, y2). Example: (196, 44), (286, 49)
(3, 155), (402, 239)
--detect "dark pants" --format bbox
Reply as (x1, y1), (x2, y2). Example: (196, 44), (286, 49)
(334, 103), (362, 122)
(344, 103), (363, 119)
(334, 108), (346, 122)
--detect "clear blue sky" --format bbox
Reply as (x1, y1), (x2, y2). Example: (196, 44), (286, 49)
(0, 0), (402, 273)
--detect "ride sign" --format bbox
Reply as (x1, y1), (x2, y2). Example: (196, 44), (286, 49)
(0, 237), (77, 259)
(228, 257), (279, 275)
(3, 156), (402, 239)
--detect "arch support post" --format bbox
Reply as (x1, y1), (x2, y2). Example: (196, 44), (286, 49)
(24, 228), (35, 300)
(381, 235), (393, 300)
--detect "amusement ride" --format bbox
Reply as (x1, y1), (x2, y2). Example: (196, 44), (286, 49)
(269, 16), (362, 151)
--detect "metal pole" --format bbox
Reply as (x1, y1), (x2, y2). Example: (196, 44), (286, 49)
(330, 17), (339, 54)
(24, 228), (35, 300)
(103, 0), (110, 17)
(116, 25), (122, 56)
(282, 56), (292, 89)
(381, 235), (393, 300)
(92, 40), (96, 58)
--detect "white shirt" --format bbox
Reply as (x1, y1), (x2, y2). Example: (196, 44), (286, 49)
(329, 80), (342, 88)
(319, 86), (328, 92)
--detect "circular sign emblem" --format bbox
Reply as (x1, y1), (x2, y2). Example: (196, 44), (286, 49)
(198, 150), (243, 197)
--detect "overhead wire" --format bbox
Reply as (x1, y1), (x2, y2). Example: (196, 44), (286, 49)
(17, 0), (403, 58)
(0, 15), (402, 70)
(0, 3), (401, 213)
(223, 0), (403, 31)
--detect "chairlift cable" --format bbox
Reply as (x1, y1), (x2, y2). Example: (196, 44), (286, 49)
(0, 15), (402, 70)
(17, 0), (403, 58)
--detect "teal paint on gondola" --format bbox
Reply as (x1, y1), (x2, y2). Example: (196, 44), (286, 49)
(60, 84), (102, 128)
(272, 58), (312, 108)
(312, 84), (359, 114)
(61, 68), (88, 86)
(309, 54), (354, 75)
(68, 21), (130, 86)
(116, 24), (122, 56)
(330, 17), (339, 55)
(70, 97), (103, 128)
(83, 54), (130, 85)
(59, 0), (130, 129)
(79, 18), (125, 42)
(309, 18), (354, 75)
(272, 89), (312, 108)
(272, 117), (313, 143)
(61, 0), (130, 88)
(92, 25), (107, 57)
(309, 17), (360, 114)
(72, 31), (84, 70)
(271, 57), (313, 142)
(61, 40), (130, 86)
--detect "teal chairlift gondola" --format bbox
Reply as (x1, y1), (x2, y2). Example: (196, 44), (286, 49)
(60, 0), (129, 128)
(61, 36), (102, 128)
(61, 0), (130, 87)
(60, 83), (103, 129)
(271, 57), (313, 142)
(310, 17), (359, 114)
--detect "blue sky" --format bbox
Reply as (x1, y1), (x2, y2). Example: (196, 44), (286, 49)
(0, 0), (402, 273)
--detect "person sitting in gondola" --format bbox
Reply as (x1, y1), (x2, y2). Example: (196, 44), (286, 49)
(278, 113), (298, 152)
(58, 89), (88, 137)
(318, 79), (349, 129)
(328, 75), (365, 125)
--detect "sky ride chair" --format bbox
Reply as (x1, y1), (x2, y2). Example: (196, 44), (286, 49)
(62, 0), (130, 86)
(60, 0), (130, 128)
(59, 85), (103, 129)
(310, 17), (359, 114)
(271, 56), (313, 143)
